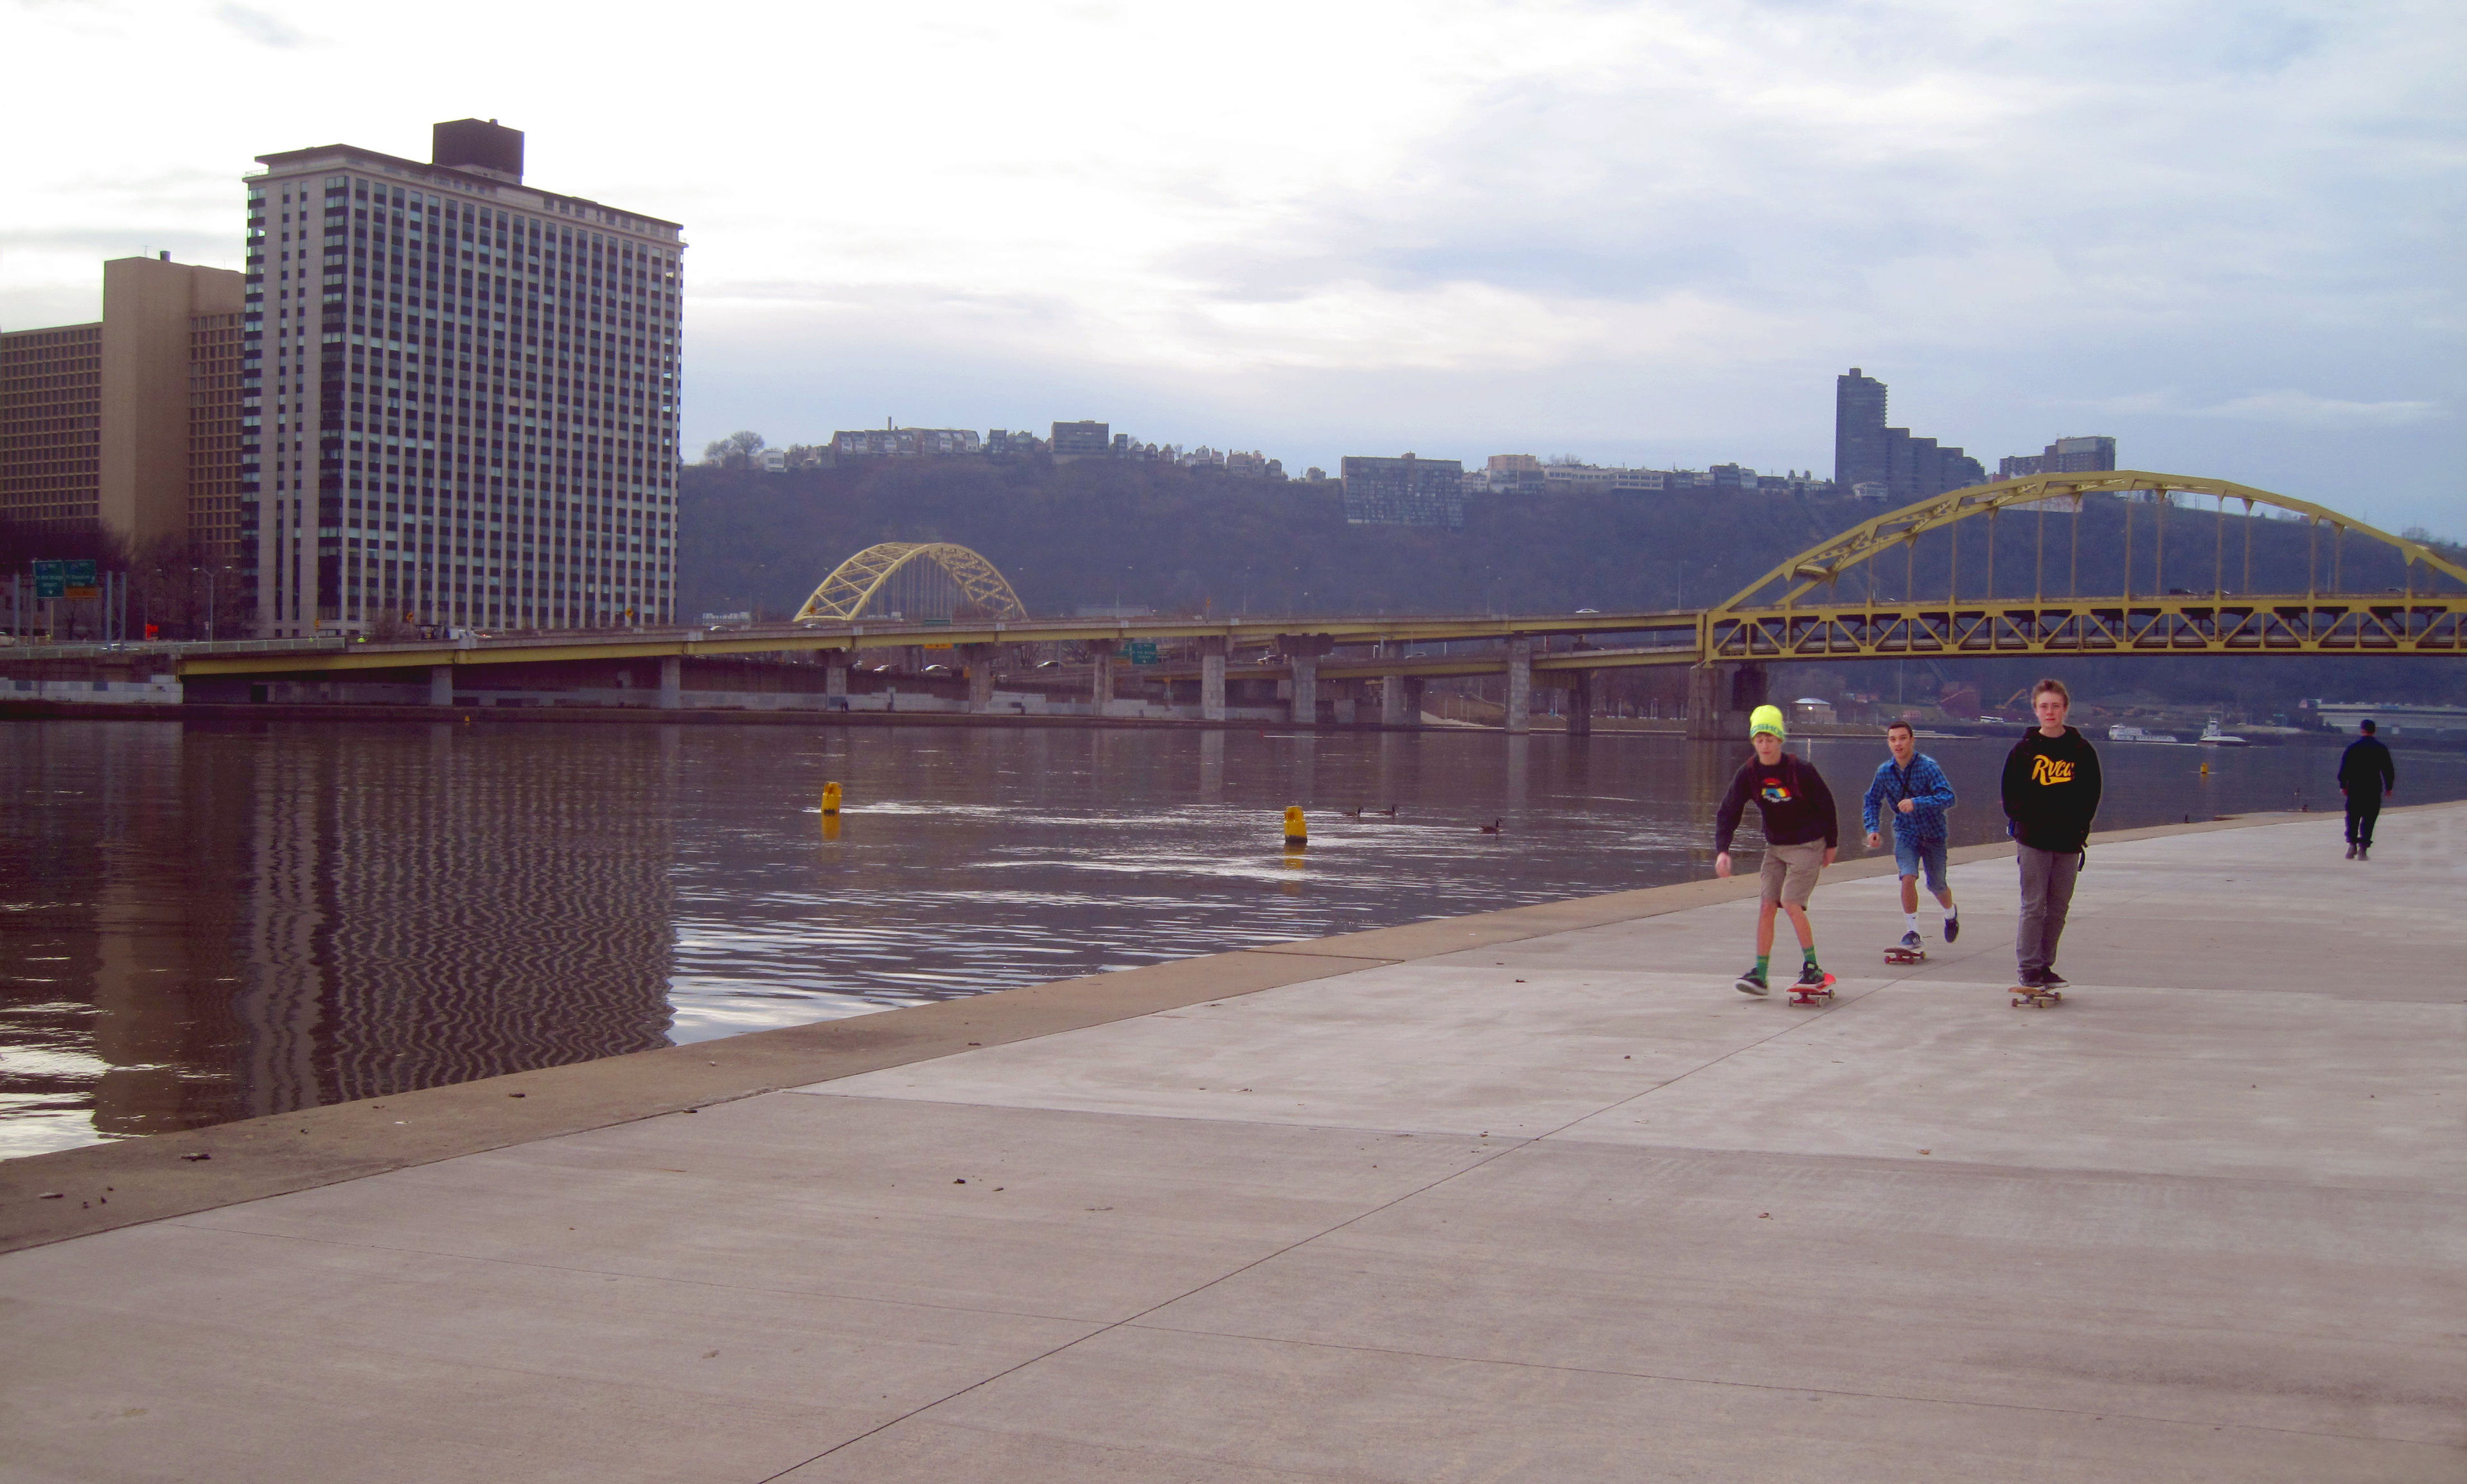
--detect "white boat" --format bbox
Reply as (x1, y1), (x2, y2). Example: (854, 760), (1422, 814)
(2107, 724), (2182, 744)
(2199, 718), (2249, 746)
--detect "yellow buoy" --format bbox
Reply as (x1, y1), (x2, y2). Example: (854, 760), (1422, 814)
(820, 815), (842, 842)
(1282, 804), (1307, 848)
(821, 781), (843, 815)
(2200, 761), (2209, 777)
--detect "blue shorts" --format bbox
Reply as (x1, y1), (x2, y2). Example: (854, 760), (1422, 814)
(1893, 835), (1949, 896)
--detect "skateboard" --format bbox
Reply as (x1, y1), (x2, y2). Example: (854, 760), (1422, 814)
(2010, 985), (2064, 1009)
(1789, 973), (1838, 1006)
(1884, 945), (1927, 965)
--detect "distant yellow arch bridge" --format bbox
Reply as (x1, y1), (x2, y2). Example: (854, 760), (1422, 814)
(792, 542), (1028, 624)
(1701, 472), (2467, 661)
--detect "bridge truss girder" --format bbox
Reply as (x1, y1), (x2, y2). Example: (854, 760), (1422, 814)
(1708, 596), (2467, 662)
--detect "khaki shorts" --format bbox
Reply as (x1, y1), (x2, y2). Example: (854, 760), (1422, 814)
(1758, 840), (1826, 908)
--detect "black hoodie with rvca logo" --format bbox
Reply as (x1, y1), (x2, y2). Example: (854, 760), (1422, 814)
(2000, 726), (2103, 853)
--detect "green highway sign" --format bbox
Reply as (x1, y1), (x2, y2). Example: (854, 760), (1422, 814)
(32, 560), (64, 599)
(1126, 640), (1159, 665)
(64, 559), (98, 599)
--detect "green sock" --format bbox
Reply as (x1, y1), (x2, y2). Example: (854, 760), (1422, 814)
(1803, 945), (1820, 967)
(1755, 955), (1770, 979)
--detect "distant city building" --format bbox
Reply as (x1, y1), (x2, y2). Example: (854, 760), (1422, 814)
(1050, 420), (1110, 461)
(1852, 481), (1892, 502)
(1999, 435), (2117, 481)
(1471, 457), (1830, 499)
(1341, 454), (1466, 529)
(833, 427), (981, 459)
(750, 448), (786, 473)
(1834, 367), (1983, 501)
(1, 256), (247, 560)
(242, 118), (686, 637)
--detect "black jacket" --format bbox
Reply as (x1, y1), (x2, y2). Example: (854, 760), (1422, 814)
(2001, 727), (2103, 854)
(1715, 752), (1839, 856)
(2338, 737), (2394, 797)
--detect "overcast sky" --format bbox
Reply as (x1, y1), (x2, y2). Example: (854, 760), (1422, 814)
(5, 0), (2459, 532)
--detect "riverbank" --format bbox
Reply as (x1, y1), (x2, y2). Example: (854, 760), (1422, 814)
(3, 805), (2461, 1480)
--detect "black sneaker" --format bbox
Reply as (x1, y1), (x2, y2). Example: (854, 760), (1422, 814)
(2344, 843), (2357, 860)
(1795, 961), (1829, 989)
(2357, 845), (2370, 861)
(1943, 914), (1960, 943)
(2015, 967), (2043, 988)
(2037, 968), (2067, 989)
(1735, 966), (1770, 996)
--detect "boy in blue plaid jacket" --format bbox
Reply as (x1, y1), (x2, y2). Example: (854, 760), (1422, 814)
(1862, 722), (1960, 950)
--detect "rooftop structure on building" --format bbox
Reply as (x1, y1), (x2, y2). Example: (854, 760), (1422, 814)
(243, 119), (685, 638)
(1, 256), (247, 560)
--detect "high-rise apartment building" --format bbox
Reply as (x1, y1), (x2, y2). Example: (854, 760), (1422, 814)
(1834, 368), (1889, 492)
(243, 119), (685, 636)
(1, 256), (245, 549)
(1833, 367), (1983, 502)
(1049, 420), (1110, 461)
(1341, 454), (1467, 528)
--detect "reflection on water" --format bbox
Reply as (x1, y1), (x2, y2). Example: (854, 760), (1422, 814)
(4, 720), (2459, 1156)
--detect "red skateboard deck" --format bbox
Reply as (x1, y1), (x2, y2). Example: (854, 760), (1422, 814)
(1789, 973), (1838, 1005)
(1884, 946), (1926, 965)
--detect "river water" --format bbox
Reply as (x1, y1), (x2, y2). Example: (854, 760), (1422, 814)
(4, 720), (2454, 1157)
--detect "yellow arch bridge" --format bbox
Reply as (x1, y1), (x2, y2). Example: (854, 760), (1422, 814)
(792, 542), (1028, 624)
(155, 472), (2465, 732)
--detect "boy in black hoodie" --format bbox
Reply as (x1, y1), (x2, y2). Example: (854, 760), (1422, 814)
(1715, 704), (1839, 996)
(1999, 678), (2103, 989)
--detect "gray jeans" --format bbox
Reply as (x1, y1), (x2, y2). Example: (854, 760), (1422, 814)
(2016, 845), (2082, 977)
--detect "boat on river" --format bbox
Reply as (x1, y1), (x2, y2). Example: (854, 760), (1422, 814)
(2199, 718), (2249, 746)
(2108, 724), (2183, 744)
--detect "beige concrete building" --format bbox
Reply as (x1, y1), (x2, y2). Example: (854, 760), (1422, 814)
(1, 255), (245, 552)
(244, 119), (685, 637)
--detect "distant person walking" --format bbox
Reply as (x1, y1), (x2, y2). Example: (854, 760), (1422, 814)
(2338, 719), (2396, 860)
(1715, 703), (1840, 996)
(1863, 721), (1959, 952)
(1999, 678), (2102, 991)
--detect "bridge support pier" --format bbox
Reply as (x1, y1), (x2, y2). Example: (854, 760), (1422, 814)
(962, 644), (999, 714)
(1380, 672), (1408, 727)
(1505, 639), (1533, 735)
(1686, 662), (1767, 741)
(1568, 671), (1595, 736)
(428, 665), (453, 707)
(1089, 648), (1115, 716)
(1198, 639), (1227, 722)
(822, 651), (849, 711)
(1331, 683), (1357, 725)
(1279, 634), (1333, 726)
(659, 655), (682, 711)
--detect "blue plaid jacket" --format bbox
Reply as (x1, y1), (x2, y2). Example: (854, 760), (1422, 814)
(1862, 754), (1956, 845)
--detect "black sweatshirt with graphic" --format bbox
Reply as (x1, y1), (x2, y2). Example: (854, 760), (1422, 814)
(2000, 726), (2103, 853)
(1714, 752), (1839, 856)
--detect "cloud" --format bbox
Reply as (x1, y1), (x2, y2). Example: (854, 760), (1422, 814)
(2195, 391), (2445, 428)
(215, 4), (303, 47)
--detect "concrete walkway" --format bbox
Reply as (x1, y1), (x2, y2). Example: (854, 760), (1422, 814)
(3, 808), (2462, 1482)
